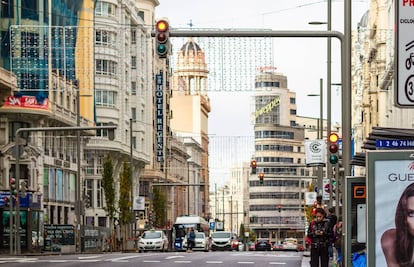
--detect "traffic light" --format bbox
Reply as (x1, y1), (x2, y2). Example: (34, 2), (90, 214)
(3, 196), (10, 207)
(277, 204), (282, 213)
(328, 133), (339, 164)
(258, 173), (264, 185)
(251, 159), (257, 174)
(155, 19), (170, 58)
(9, 178), (16, 197)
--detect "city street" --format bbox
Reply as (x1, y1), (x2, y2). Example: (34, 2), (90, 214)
(0, 251), (307, 267)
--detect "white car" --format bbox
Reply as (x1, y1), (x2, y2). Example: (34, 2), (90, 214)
(211, 231), (232, 251)
(282, 237), (299, 251)
(138, 230), (169, 252)
(183, 232), (209, 251)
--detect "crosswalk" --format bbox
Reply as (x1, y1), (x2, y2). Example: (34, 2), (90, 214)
(0, 252), (301, 264)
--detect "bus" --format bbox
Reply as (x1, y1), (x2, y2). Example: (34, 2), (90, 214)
(172, 215), (210, 251)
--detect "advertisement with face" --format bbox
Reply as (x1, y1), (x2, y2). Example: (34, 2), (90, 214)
(367, 151), (414, 267)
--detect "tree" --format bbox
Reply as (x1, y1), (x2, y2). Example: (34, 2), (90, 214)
(119, 161), (132, 250)
(152, 186), (166, 228)
(102, 155), (116, 251)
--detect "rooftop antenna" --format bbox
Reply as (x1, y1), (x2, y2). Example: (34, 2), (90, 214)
(187, 19), (193, 28)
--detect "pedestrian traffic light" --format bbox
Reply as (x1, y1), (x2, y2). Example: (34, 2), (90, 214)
(155, 19), (170, 58)
(328, 133), (339, 164)
(251, 159), (257, 174)
(259, 173), (264, 185)
(277, 204), (282, 213)
(9, 178), (16, 197)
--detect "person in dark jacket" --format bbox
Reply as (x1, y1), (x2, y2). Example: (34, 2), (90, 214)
(308, 208), (332, 267)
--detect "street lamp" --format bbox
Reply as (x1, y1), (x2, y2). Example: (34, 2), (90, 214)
(309, 0), (333, 207)
(307, 78), (324, 197)
(129, 118), (145, 239)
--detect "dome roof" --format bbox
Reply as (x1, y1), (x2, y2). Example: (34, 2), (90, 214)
(358, 10), (369, 28)
(180, 38), (202, 56)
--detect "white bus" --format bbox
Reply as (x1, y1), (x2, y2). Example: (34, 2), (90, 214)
(172, 215), (210, 251)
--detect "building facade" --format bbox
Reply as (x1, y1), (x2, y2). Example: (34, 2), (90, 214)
(170, 38), (211, 219)
(249, 69), (311, 245)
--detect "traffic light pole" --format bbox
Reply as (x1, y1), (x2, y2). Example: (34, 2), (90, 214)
(161, 27), (351, 179)
(13, 125), (116, 255)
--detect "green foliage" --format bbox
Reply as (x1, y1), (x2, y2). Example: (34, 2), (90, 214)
(152, 187), (166, 228)
(102, 155), (116, 219)
(119, 162), (132, 225)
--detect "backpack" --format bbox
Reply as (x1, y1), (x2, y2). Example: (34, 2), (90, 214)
(333, 223), (342, 247)
(189, 230), (196, 240)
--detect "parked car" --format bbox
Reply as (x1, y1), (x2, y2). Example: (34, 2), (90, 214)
(138, 230), (169, 252)
(282, 237), (299, 251)
(231, 234), (240, 251)
(211, 231), (232, 251)
(183, 232), (209, 251)
(272, 242), (283, 251)
(255, 238), (272, 251)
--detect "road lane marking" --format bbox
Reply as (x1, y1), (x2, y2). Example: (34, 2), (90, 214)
(174, 261), (191, 263)
(237, 262), (254, 264)
(142, 260), (161, 263)
(166, 255), (185, 259)
(206, 261), (223, 264)
(269, 262), (287, 265)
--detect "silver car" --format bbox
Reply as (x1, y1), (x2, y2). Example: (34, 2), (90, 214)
(138, 230), (169, 252)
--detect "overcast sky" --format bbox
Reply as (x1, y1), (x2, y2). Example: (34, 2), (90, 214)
(155, 0), (369, 186)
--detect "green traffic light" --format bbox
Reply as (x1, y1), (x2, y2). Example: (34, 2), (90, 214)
(329, 155), (338, 164)
(157, 44), (167, 55)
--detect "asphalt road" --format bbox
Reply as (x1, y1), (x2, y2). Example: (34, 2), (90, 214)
(0, 251), (307, 267)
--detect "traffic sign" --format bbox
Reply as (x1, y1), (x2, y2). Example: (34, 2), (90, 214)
(396, 1), (414, 106)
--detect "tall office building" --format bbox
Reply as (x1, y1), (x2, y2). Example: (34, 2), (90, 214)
(249, 68), (310, 244)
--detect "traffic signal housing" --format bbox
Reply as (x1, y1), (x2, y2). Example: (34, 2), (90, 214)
(328, 133), (339, 164)
(155, 19), (170, 58)
(277, 204), (282, 213)
(9, 178), (16, 198)
(251, 159), (257, 174)
(259, 173), (264, 185)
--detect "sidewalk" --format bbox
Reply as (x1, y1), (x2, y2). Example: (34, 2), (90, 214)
(301, 251), (338, 267)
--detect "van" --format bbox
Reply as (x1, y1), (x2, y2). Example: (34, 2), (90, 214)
(211, 231), (232, 251)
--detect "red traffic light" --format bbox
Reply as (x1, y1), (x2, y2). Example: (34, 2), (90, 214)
(259, 173), (264, 179)
(9, 177), (15, 185)
(329, 143), (338, 153)
(251, 160), (257, 168)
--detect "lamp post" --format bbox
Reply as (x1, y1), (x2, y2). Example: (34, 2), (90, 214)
(307, 78), (324, 197)
(129, 118), (145, 239)
(309, 0), (332, 205)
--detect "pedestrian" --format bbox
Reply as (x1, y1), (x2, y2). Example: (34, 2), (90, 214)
(326, 207), (338, 260)
(187, 227), (196, 252)
(308, 207), (332, 267)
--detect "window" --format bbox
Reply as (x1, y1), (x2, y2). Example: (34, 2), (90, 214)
(95, 30), (116, 47)
(95, 1), (116, 17)
(131, 56), (137, 69)
(97, 180), (103, 208)
(96, 122), (114, 139)
(95, 59), (117, 76)
(255, 81), (280, 88)
(9, 122), (30, 142)
(290, 109), (296, 115)
(138, 11), (145, 21)
(85, 179), (94, 208)
(131, 29), (136, 44)
(131, 81), (137, 95)
(1, 0), (14, 18)
(96, 90), (116, 107)
(21, 0), (38, 20)
(131, 108), (137, 120)
(290, 97), (296, 104)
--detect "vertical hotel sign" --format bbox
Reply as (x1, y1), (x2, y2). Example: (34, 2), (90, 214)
(396, 0), (414, 106)
(155, 73), (164, 162)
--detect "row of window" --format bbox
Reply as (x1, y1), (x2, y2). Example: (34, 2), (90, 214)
(250, 204), (301, 211)
(255, 130), (295, 139)
(249, 216), (303, 225)
(255, 144), (294, 152)
(250, 192), (300, 200)
(257, 157), (294, 163)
